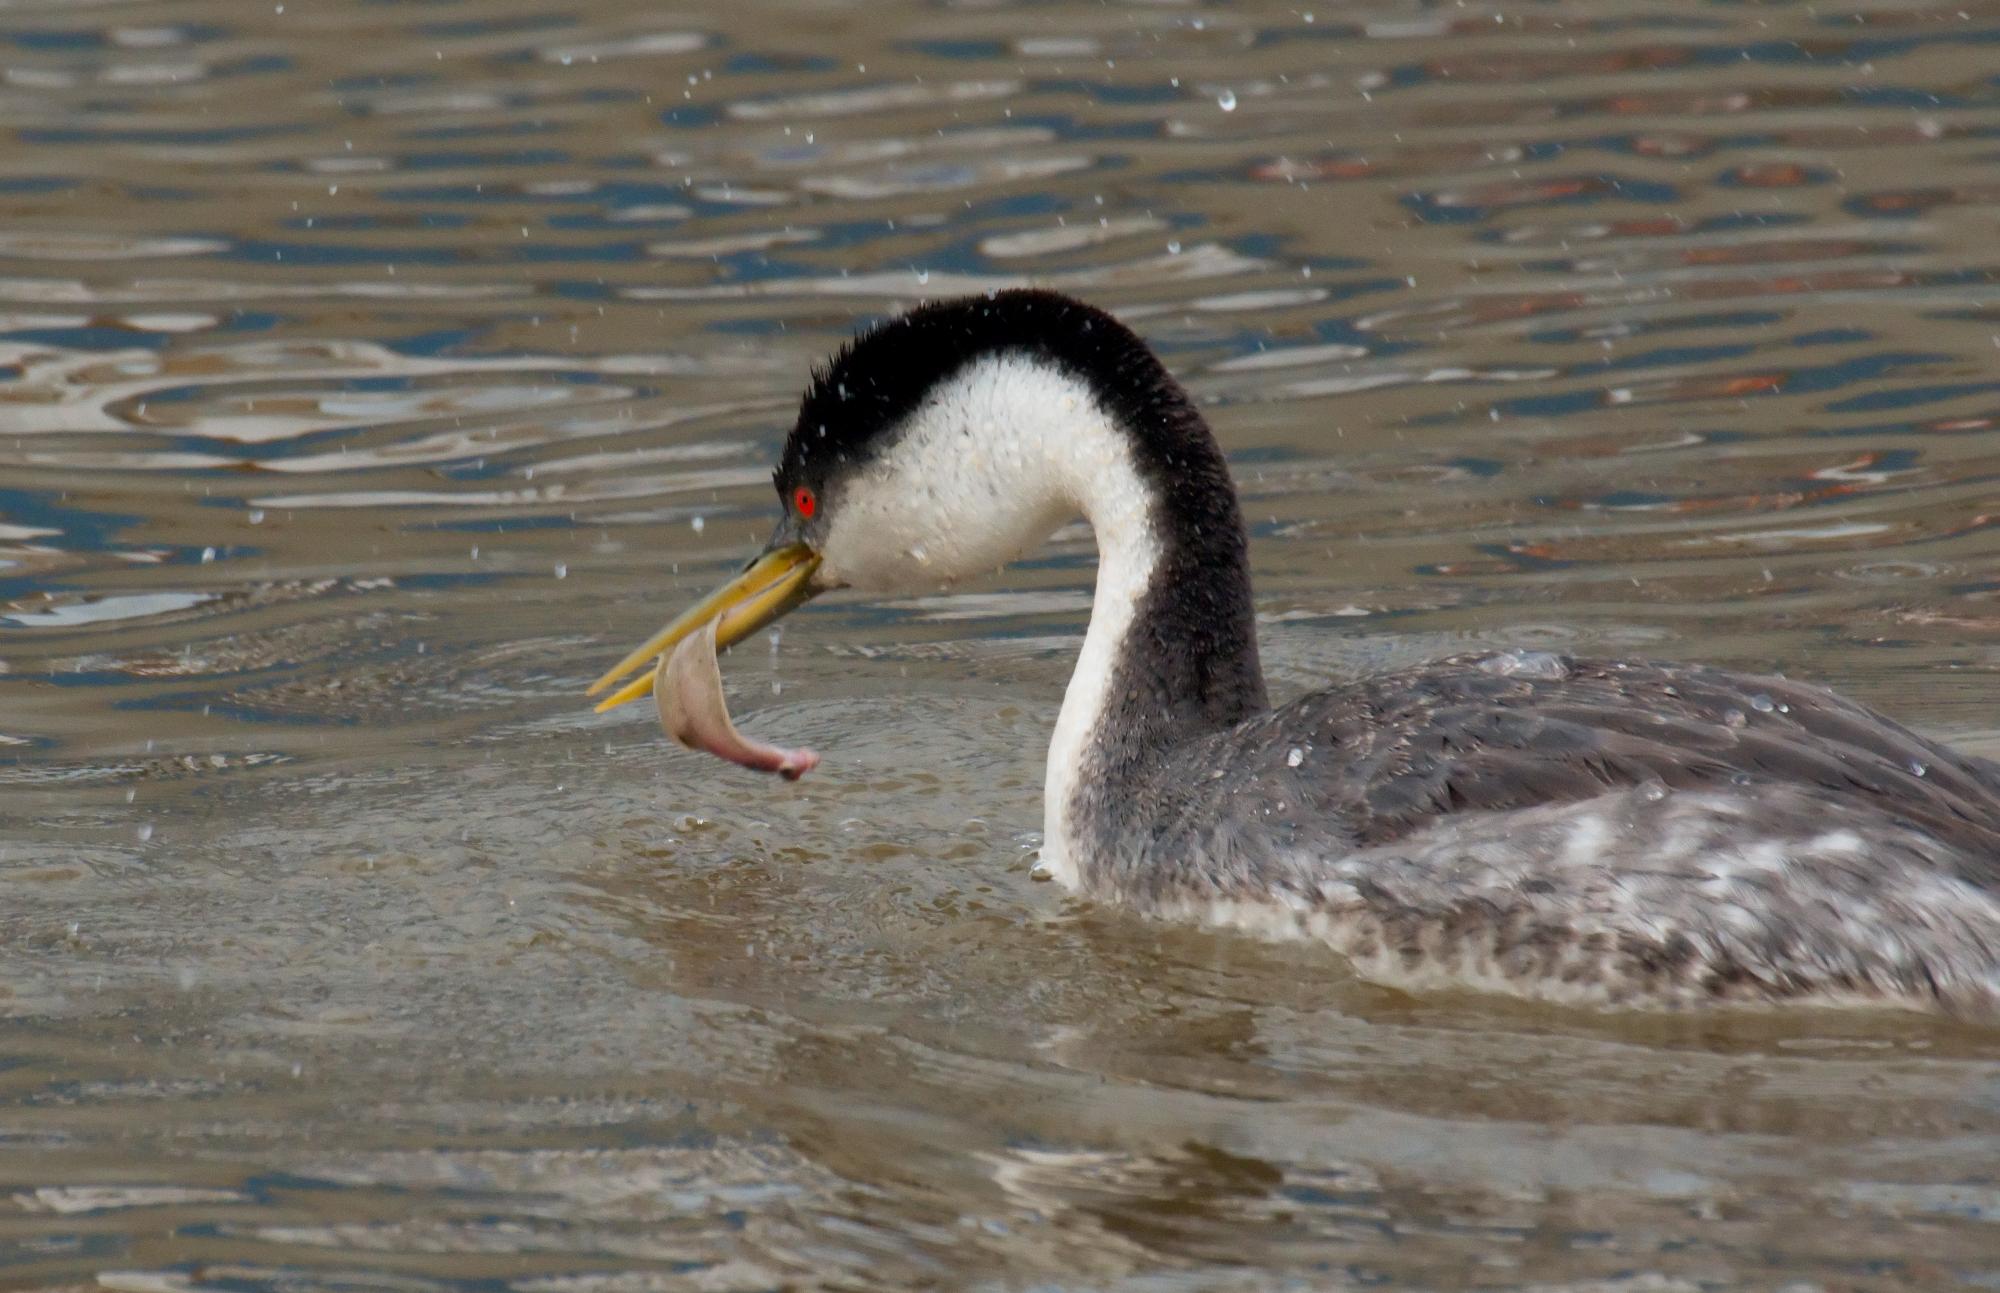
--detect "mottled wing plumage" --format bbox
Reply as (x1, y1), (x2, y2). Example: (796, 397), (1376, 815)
(1090, 654), (2000, 1013)
(1244, 655), (2000, 874)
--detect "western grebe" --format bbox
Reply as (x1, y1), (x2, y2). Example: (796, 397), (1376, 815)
(590, 289), (2000, 1017)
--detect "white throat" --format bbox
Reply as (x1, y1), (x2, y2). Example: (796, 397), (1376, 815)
(1039, 463), (1157, 889)
(810, 352), (1160, 889)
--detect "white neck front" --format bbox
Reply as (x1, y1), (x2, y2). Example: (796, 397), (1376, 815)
(1036, 436), (1159, 891)
(808, 351), (1164, 890)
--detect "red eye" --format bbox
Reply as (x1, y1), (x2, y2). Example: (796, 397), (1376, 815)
(793, 485), (816, 518)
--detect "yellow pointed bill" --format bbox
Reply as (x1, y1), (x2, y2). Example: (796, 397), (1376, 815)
(588, 543), (821, 713)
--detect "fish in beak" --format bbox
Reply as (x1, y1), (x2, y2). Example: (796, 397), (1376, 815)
(587, 541), (822, 714)
(652, 617), (818, 780)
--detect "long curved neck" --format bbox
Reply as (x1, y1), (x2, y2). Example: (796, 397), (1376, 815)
(793, 289), (1268, 886)
(1041, 394), (1267, 887)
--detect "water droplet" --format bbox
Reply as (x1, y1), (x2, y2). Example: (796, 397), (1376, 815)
(553, 563), (567, 579)
(1639, 782), (1668, 802)
(200, 546), (216, 563)
(1477, 650), (1568, 681)
(691, 515), (705, 533)
(1909, 760), (1928, 778)
(1722, 708), (1747, 728)
(1286, 747), (1304, 768)
(1216, 88), (1237, 111)
(915, 268), (930, 285)
(1750, 693), (1775, 713)
(1166, 240), (1182, 255)
(136, 823), (154, 842)
(246, 509), (265, 525)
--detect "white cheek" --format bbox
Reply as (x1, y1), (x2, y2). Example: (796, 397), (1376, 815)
(817, 498), (934, 591)
(819, 473), (1054, 592)
(810, 353), (1110, 591)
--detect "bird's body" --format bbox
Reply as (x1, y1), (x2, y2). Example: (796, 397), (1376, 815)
(1079, 653), (2000, 1011)
(593, 289), (2000, 1018)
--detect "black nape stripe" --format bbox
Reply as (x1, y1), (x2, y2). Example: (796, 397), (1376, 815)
(783, 290), (1214, 510)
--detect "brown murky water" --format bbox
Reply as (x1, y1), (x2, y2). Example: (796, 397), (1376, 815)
(3, 0), (1999, 1288)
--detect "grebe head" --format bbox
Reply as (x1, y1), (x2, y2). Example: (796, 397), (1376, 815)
(587, 288), (1228, 712)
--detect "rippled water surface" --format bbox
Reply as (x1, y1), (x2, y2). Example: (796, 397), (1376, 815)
(4, 0), (2000, 1287)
